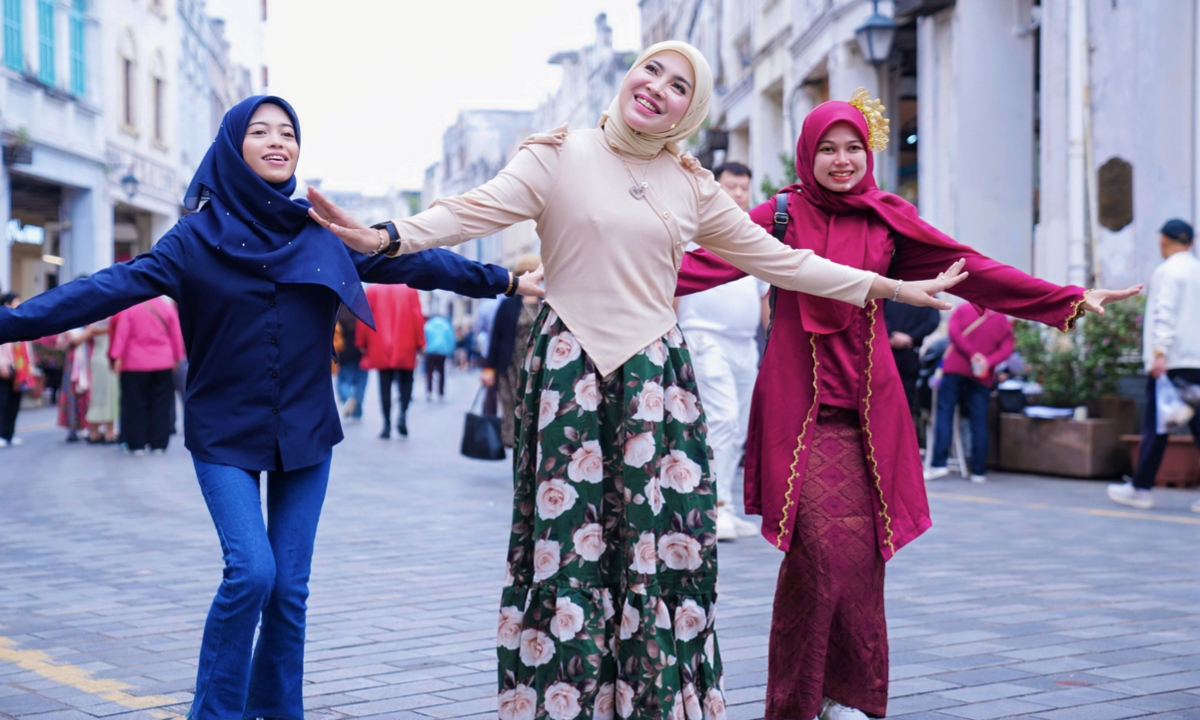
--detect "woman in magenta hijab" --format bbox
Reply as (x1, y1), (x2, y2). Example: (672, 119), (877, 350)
(677, 92), (1139, 720)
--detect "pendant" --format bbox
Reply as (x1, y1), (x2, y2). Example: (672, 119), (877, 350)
(629, 183), (646, 200)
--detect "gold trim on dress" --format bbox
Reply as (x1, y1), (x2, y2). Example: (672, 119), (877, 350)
(861, 301), (896, 555)
(1062, 289), (1091, 332)
(776, 333), (821, 549)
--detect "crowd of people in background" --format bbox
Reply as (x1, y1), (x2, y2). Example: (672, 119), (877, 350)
(0, 291), (184, 454)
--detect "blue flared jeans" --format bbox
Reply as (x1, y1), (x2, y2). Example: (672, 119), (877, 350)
(190, 455), (331, 720)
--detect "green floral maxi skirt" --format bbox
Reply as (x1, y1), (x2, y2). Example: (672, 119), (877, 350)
(498, 308), (727, 720)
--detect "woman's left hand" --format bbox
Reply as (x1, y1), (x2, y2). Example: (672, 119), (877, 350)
(306, 187), (381, 254)
(516, 265), (546, 298)
(1082, 286), (1143, 315)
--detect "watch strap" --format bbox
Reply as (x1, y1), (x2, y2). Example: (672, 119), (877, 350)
(371, 221), (402, 257)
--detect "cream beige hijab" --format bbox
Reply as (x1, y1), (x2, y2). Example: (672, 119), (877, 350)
(599, 41), (713, 159)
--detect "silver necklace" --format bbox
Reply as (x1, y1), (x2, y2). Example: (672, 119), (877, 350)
(621, 160), (650, 200)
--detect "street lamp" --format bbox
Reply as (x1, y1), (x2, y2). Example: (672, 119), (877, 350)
(855, 0), (898, 66)
(120, 171), (139, 201)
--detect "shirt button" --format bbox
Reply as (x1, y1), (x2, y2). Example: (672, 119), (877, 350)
(270, 371), (279, 378)
(272, 408), (279, 415)
(662, 212), (670, 219)
(268, 301), (276, 308)
(270, 337), (278, 345)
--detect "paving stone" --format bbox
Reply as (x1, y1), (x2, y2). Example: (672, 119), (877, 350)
(1, 374), (1197, 720)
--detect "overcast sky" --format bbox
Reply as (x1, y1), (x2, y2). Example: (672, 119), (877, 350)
(261, 1), (641, 194)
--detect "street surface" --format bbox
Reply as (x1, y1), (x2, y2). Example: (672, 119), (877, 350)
(1, 368), (1198, 719)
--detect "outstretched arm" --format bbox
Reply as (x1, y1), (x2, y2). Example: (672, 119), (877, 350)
(893, 239), (1140, 331)
(693, 182), (965, 309)
(676, 248), (749, 296)
(310, 130), (563, 256)
(353, 248), (543, 299)
(0, 230), (186, 343)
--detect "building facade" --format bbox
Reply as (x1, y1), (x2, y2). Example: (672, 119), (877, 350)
(0, 0), (107, 299)
(101, 0), (180, 265)
(642, 0), (1200, 288)
(533, 13), (635, 135)
(0, 0), (264, 300)
(426, 108), (534, 268)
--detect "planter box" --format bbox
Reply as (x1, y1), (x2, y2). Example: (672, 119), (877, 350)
(1119, 435), (1200, 488)
(999, 413), (1129, 478)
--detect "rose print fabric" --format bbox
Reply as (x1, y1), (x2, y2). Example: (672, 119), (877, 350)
(498, 307), (726, 720)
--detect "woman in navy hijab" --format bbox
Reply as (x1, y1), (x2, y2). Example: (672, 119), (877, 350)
(0, 96), (541, 719)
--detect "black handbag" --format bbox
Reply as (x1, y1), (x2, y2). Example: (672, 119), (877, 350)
(460, 388), (506, 460)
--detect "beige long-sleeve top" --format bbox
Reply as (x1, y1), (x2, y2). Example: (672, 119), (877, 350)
(396, 125), (877, 376)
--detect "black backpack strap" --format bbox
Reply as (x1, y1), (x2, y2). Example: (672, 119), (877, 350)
(765, 193), (789, 345)
(771, 192), (789, 241)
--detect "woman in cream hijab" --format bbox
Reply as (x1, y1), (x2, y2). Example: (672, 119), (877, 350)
(311, 41), (963, 719)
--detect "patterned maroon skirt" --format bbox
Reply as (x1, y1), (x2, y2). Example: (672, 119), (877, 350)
(765, 405), (888, 719)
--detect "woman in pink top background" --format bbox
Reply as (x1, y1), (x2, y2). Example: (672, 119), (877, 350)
(110, 296), (185, 455)
(927, 304), (1015, 484)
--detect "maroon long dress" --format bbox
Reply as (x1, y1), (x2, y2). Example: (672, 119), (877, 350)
(677, 100), (1087, 720)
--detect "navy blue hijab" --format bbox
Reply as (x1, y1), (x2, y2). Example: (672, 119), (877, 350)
(182, 95), (374, 327)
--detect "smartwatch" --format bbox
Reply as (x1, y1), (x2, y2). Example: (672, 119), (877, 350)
(370, 221), (401, 257)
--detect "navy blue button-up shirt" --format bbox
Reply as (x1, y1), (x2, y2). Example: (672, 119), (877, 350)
(0, 227), (509, 471)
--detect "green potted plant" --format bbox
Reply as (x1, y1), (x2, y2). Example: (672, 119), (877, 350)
(3, 126), (33, 165)
(1000, 296), (1145, 478)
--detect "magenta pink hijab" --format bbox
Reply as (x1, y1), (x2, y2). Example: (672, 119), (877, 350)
(782, 101), (961, 334)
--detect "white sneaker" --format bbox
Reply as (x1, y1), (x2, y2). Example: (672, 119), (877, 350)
(342, 397), (358, 418)
(970, 474), (986, 484)
(729, 512), (759, 537)
(1190, 498), (1200, 513)
(924, 466), (950, 482)
(10, 437), (22, 446)
(1107, 480), (1153, 510)
(820, 698), (868, 720)
(716, 508), (737, 542)
(0, 438), (8, 448)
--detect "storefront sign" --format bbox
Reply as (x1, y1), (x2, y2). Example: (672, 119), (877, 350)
(6, 219), (45, 245)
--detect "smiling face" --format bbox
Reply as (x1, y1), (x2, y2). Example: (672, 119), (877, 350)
(616, 50), (695, 136)
(241, 103), (298, 184)
(812, 121), (868, 193)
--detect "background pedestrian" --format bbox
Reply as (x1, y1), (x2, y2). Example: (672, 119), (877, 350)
(926, 303), (1014, 484)
(85, 318), (120, 444)
(335, 303), (367, 421)
(481, 254), (543, 447)
(110, 297), (185, 455)
(1109, 219), (1200, 511)
(676, 161), (767, 542)
(883, 302), (941, 419)
(0, 293), (36, 448)
(357, 283), (425, 438)
(56, 325), (91, 443)
(424, 315), (455, 401)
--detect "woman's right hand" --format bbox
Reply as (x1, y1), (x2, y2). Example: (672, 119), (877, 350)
(307, 187), (382, 255)
(872, 259), (968, 310)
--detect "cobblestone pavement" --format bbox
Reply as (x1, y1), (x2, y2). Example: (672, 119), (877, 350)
(1, 368), (1198, 720)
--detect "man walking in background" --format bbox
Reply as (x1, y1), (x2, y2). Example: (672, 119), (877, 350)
(676, 162), (768, 541)
(358, 284), (425, 439)
(884, 302), (941, 421)
(1109, 219), (1200, 511)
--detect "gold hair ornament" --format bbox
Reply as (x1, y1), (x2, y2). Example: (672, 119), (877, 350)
(848, 87), (890, 152)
